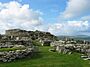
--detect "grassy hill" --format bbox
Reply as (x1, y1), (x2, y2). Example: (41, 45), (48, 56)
(0, 46), (90, 67)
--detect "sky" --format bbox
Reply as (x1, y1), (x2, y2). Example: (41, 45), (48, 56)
(0, 0), (90, 36)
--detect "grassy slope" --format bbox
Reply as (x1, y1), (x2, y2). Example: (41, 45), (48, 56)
(0, 46), (90, 67)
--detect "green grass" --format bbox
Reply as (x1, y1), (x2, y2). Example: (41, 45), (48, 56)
(0, 47), (26, 52)
(0, 46), (90, 67)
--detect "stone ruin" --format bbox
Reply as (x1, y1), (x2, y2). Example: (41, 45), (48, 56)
(0, 41), (38, 62)
(5, 29), (57, 41)
(0, 29), (40, 62)
(50, 40), (90, 60)
(4, 29), (57, 46)
(0, 29), (58, 62)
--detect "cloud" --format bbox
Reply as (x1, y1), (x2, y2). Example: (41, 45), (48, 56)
(59, 0), (90, 19)
(0, 0), (89, 36)
(48, 21), (89, 35)
(53, 0), (90, 35)
(81, 16), (90, 21)
(0, 1), (43, 34)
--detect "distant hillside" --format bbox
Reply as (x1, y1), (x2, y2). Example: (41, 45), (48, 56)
(57, 35), (90, 41)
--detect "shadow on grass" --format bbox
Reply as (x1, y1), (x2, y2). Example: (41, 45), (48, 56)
(29, 52), (43, 59)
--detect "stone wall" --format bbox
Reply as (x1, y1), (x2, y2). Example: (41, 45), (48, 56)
(0, 45), (38, 62)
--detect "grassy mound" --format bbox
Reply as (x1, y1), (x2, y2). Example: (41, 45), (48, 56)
(0, 46), (90, 67)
